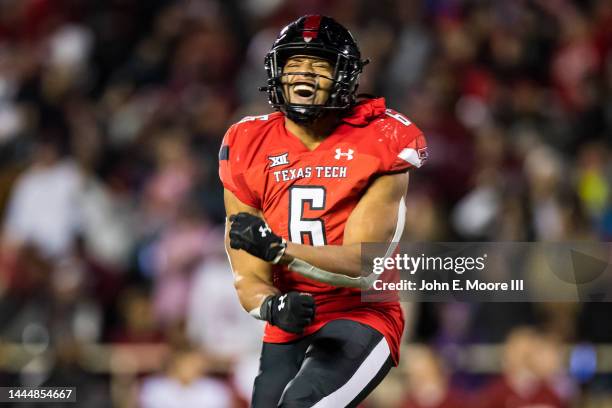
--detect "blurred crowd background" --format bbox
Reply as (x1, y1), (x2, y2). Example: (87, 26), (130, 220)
(0, 0), (611, 407)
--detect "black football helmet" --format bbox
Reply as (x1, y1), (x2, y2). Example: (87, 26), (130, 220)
(261, 15), (367, 124)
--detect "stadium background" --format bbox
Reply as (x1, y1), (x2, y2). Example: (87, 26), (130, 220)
(0, 0), (611, 406)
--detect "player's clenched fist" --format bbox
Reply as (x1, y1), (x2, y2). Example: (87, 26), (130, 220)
(228, 212), (287, 263)
(260, 292), (316, 334)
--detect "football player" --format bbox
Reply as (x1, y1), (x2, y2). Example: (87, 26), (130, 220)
(220, 15), (427, 407)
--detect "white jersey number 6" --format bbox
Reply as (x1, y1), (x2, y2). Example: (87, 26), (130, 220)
(289, 186), (327, 246)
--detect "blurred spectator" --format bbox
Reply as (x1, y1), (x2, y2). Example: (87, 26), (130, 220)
(532, 334), (577, 405)
(139, 343), (235, 408)
(399, 346), (466, 408)
(145, 204), (220, 328)
(476, 327), (566, 408)
(141, 128), (197, 232)
(2, 137), (82, 258)
(187, 255), (263, 359)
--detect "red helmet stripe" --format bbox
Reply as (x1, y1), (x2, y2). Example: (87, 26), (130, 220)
(303, 15), (322, 40)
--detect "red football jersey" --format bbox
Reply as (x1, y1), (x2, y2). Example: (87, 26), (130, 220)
(219, 98), (427, 364)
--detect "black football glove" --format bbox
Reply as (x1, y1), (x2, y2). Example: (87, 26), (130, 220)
(260, 292), (316, 334)
(229, 212), (286, 263)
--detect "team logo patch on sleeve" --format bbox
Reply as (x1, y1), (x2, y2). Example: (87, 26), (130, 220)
(268, 152), (290, 168)
(398, 147), (428, 168)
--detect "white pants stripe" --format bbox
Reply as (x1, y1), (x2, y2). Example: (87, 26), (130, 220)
(311, 337), (391, 408)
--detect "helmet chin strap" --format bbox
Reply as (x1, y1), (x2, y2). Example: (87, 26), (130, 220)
(285, 106), (323, 124)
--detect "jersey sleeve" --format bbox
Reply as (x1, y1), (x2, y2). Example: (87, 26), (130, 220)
(218, 124), (261, 209)
(380, 110), (428, 174)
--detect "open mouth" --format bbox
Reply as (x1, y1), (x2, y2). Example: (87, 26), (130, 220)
(291, 82), (316, 99)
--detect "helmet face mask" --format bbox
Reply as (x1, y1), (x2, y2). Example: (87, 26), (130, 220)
(262, 16), (366, 124)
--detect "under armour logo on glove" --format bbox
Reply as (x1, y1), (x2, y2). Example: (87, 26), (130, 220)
(259, 292), (316, 334)
(335, 148), (354, 160)
(229, 212), (287, 263)
(259, 225), (272, 237)
(278, 294), (287, 311)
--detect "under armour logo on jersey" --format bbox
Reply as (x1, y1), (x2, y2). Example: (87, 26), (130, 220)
(278, 294), (287, 311)
(268, 152), (290, 168)
(334, 148), (354, 160)
(259, 225), (272, 237)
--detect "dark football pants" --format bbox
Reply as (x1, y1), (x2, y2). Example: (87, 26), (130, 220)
(251, 319), (394, 408)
